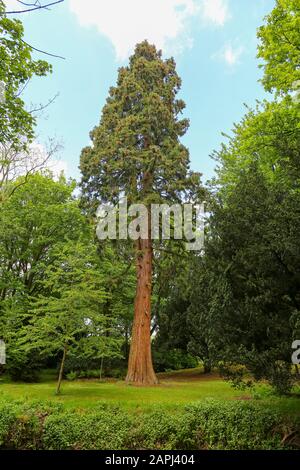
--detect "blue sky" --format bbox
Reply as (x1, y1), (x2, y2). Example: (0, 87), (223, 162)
(5, 0), (275, 182)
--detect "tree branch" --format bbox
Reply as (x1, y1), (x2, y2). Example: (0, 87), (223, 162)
(29, 92), (59, 114)
(21, 39), (66, 60)
(1, 0), (64, 15)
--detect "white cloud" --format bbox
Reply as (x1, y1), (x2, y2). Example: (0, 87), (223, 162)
(69, 0), (196, 60)
(213, 42), (244, 67)
(3, 0), (18, 8)
(3, 0), (28, 11)
(69, 0), (231, 61)
(200, 0), (230, 26)
(5, 1), (231, 60)
(27, 142), (68, 180)
(0, 141), (68, 182)
(24, 143), (68, 180)
(47, 159), (68, 180)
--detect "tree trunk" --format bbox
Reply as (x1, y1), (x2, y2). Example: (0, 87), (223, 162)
(56, 344), (67, 395)
(126, 220), (158, 385)
(99, 357), (104, 381)
(203, 360), (212, 374)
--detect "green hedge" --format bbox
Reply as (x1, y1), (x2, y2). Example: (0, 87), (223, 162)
(0, 399), (298, 450)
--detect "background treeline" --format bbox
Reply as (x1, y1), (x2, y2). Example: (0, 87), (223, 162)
(1, 0), (300, 394)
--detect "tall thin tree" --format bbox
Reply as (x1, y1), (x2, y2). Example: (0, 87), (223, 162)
(80, 41), (201, 385)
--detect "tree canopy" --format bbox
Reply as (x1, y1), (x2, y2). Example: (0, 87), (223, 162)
(0, 0), (51, 148)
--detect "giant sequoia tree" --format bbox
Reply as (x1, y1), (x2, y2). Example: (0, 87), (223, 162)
(80, 41), (200, 385)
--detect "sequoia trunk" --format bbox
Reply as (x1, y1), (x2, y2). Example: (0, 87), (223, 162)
(126, 222), (158, 385)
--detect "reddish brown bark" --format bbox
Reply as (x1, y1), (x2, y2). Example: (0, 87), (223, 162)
(126, 208), (158, 385)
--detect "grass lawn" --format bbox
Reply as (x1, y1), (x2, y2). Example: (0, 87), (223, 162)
(0, 368), (299, 415)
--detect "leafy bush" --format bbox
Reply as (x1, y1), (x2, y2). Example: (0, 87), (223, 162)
(251, 384), (276, 400)
(0, 399), (298, 450)
(107, 368), (126, 379)
(185, 400), (286, 450)
(66, 371), (78, 381)
(63, 357), (101, 375)
(0, 400), (61, 449)
(153, 348), (198, 373)
(129, 407), (194, 449)
(6, 353), (43, 383)
(130, 400), (296, 450)
(63, 355), (126, 380)
(43, 406), (134, 450)
(266, 361), (295, 395)
(66, 369), (110, 380)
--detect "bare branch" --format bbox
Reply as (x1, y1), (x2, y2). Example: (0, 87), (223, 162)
(17, 1), (42, 7)
(28, 92), (59, 114)
(16, 78), (31, 97)
(0, 137), (64, 200)
(1, 0), (64, 15)
(21, 39), (66, 60)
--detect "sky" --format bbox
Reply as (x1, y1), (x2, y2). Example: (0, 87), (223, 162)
(4, 0), (275, 183)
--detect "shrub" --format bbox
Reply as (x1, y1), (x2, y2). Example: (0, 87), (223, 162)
(0, 399), (298, 450)
(66, 369), (106, 380)
(43, 407), (134, 450)
(63, 357), (101, 375)
(267, 361), (295, 395)
(185, 400), (285, 450)
(6, 353), (43, 383)
(153, 349), (198, 373)
(130, 401), (297, 450)
(0, 400), (58, 449)
(107, 368), (126, 379)
(129, 408), (194, 450)
(66, 371), (78, 381)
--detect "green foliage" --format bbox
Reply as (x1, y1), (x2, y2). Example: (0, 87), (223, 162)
(80, 40), (201, 211)
(0, 174), (126, 385)
(0, 1), (51, 147)
(16, 239), (123, 392)
(189, 166), (300, 393)
(187, 0), (300, 395)
(0, 399), (298, 450)
(20, 241), (113, 354)
(43, 407), (134, 450)
(152, 248), (201, 371)
(257, 0), (300, 95)
(213, 101), (300, 200)
(63, 356), (103, 374)
(184, 401), (286, 450)
(7, 354), (42, 383)
(0, 400), (41, 449)
(251, 383), (276, 400)
(0, 174), (88, 380)
(153, 348), (198, 373)
(79, 40), (203, 383)
(131, 407), (194, 450)
(65, 371), (78, 381)
(66, 370), (104, 380)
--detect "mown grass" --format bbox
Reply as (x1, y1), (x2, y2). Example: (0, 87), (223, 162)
(0, 368), (299, 415)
